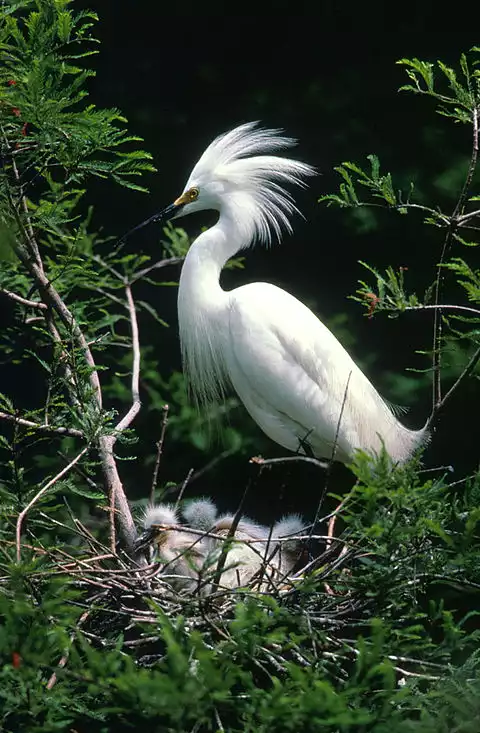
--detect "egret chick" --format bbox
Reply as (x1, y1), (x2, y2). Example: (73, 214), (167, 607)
(139, 504), (211, 593)
(182, 497), (218, 531)
(133, 121), (428, 463)
(137, 501), (304, 593)
(211, 512), (304, 589)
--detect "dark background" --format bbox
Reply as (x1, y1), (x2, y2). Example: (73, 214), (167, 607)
(8, 11), (480, 521)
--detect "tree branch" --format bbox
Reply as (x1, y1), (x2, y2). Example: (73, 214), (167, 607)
(431, 105), (480, 411)
(9, 210), (138, 553)
(150, 403), (169, 505)
(405, 303), (480, 318)
(457, 208), (480, 226)
(113, 284), (141, 434)
(428, 343), (480, 427)
(130, 256), (184, 284)
(16, 445), (88, 562)
(0, 286), (47, 309)
(0, 411), (83, 438)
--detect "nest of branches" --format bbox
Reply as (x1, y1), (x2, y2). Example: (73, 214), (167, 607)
(8, 514), (441, 691)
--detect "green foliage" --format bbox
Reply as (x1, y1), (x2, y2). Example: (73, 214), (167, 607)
(1, 452), (480, 731)
(319, 154), (402, 209)
(320, 49), (480, 400)
(0, 0), (155, 200)
(397, 51), (480, 123)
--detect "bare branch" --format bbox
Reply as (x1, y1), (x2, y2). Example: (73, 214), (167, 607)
(130, 256), (184, 284)
(114, 284), (141, 434)
(47, 607), (91, 690)
(9, 149), (44, 271)
(457, 208), (480, 226)
(0, 411), (83, 438)
(175, 468), (194, 509)
(15, 250), (103, 407)
(16, 445), (89, 562)
(97, 436), (137, 552)
(250, 454), (329, 470)
(150, 403), (169, 505)
(431, 107), (480, 410)
(0, 287), (47, 310)
(92, 254), (124, 281)
(10, 225), (137, 552)
(428, 343), (480, 427)
(453, 106), (479, 220)
(405, 303), (480, 318)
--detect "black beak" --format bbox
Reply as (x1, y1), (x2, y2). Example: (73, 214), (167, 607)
(119, 202), (183, 244)
(134, 527), (156, 553)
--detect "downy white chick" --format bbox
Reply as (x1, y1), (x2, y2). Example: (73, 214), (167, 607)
(137, 500), (305, 593)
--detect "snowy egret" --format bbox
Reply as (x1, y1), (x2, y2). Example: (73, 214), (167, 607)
(137, 500), (304, 593)
(136, 122), (428, 464)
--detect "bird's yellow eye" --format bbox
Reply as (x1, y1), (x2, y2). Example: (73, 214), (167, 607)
(188, 187), (199, 201)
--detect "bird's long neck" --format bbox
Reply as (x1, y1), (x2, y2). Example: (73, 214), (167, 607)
(179, 208), (248, 308)
(178, 208), (249, 407)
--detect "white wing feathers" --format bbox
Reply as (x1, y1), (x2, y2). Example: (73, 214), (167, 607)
(225, 281), (425, 463)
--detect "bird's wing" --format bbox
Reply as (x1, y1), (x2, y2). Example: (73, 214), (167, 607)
(225, 281), (397, 461)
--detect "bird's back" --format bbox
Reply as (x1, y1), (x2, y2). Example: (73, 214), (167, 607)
(224, 281), (427, 464)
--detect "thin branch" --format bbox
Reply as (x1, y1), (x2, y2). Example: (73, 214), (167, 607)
(453, 106), (479, 219)
(12, 237), (137, 550)
(113, 284), (141, 434)
(130, 256), (184, 284)
(213, 481), (251, 587)
(431, 108), (479, 408)
(394, 202), (450, 223)
(47, 608), (91, 690)
(150, 403), (169, 505)
(0, 411), (83, 438)
(428, 343), (480, 427)
(310, 372), (352, 545)
(91, 254), (124, 281)
(9, 147), (43, 271)
(0, 287), (47, 309)
(457, 208), (480, 226)
(431, 106), (479, 410)
(250, 454), (329, 470)
(99, 283), (142, 554)
(405, 303), (480, 318)
(16, 446), (88, 562)
(175, 468), (194, 509)
(431, 227), (454, 408)
(15, 248), (103, 407)
(109, 470), (117, 554)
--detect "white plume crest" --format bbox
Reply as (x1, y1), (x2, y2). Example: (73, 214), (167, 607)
(143, 503), (178, 529)
(186, 121), (316, 245)
(182, 498), (218, 530)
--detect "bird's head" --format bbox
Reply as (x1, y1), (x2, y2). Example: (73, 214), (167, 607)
(134, 503), (178, 554)
(122, 122), (316, 246)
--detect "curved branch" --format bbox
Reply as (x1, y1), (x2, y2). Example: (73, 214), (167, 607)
(16, 445), (88, 562)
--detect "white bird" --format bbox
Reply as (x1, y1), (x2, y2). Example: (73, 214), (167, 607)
(136, 121), (428, 464)
(191, 505), (304, 590)
(139, 504), (211, 593)
(137, 500), (304, 593)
